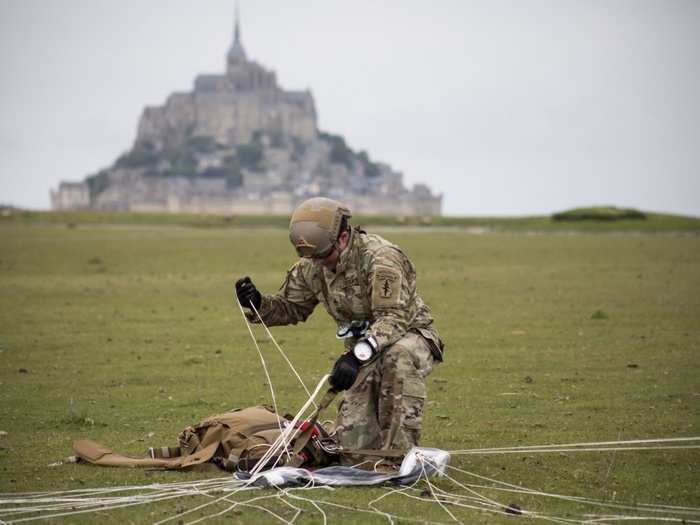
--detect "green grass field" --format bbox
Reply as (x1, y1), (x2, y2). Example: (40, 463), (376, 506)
(3, 208), (700, 232)
(1, 217), (698, 523)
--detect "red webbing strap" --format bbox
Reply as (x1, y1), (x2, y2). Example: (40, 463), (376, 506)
(290, 388), (338, 457)
(287, 385), (407, 466)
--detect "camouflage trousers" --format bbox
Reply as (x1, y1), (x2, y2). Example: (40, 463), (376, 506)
(334, 331), (435, 455)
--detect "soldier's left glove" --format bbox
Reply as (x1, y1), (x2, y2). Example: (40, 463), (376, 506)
(235, 276), (262, 310)
(329, 336), (378, 391)
(329, 353), (360, 391)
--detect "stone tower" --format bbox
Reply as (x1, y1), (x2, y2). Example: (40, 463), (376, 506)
(135, 7), (317, 151)
(225, 5), (276, 92)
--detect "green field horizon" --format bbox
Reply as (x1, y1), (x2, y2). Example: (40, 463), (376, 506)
(2, 207), (700, 233)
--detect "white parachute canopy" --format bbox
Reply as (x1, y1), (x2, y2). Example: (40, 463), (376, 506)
(243, 447), (450, 488)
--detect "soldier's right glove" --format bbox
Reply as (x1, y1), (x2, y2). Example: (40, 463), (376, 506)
(329, 352), (360, 391)
(235, 276), (262, 310)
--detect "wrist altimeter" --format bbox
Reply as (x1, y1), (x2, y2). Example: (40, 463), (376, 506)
(352, 336), (378, 363)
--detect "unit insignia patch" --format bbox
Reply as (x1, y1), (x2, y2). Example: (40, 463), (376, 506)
(371, 266), (402, 307)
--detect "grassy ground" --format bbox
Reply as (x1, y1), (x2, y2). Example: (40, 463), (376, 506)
(0, 219), (698, 523)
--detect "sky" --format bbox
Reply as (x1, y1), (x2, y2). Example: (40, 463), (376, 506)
(1, 0), (699, 217)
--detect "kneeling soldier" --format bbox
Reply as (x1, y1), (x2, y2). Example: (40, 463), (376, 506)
(235, 197), (444, 454)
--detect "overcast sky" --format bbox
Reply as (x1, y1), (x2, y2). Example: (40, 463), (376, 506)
(1, 0), (698, 216)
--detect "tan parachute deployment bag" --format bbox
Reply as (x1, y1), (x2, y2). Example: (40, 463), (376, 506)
(73, 406), (335, 472)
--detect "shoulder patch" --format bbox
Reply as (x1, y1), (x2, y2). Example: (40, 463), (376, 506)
(371, 265), (403, 308)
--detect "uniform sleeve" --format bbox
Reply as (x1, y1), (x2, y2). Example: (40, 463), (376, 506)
(246, 261), (319, 326)
(365, 247), (416, 350)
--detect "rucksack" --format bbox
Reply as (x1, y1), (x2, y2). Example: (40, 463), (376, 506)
(73, 405), (336, 472)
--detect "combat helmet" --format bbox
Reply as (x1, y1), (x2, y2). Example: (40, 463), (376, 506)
(289, 197), (352, 258)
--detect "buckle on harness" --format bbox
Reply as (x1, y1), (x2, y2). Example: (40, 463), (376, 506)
(336, 320), (370, 339)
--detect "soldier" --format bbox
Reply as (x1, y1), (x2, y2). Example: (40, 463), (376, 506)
(235, 197), (444, 455)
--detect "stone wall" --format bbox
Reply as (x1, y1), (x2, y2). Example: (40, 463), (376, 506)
(51, 182), (90, 210)
(66, 170), (440, 216)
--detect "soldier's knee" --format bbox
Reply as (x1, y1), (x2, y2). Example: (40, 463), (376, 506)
(382, 343), (404, 367)
(382, 334), (434, 372)
(382, 342), (415, 372)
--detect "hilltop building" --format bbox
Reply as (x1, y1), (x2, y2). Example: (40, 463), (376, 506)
(51, 10), (441, 216)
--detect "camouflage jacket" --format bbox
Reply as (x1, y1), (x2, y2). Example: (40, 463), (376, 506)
(248, 227), (444, 359)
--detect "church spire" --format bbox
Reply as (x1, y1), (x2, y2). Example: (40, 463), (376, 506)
(234, 2), (241, 44)
(227, 1), (247, 65)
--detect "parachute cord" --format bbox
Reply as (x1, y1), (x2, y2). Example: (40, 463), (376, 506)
(447, 436), (700, 455)
(247, 302), (317, 409)
(234, 295), (291, 460)
(416, 455), (462, 523)
(248, 375), (331, 479)
(434, 459), (700, 520)
(450, 444), (700, 455)
(4, 440), (700, 523)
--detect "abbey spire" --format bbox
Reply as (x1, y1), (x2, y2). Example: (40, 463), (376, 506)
(227, 3), (247, 66)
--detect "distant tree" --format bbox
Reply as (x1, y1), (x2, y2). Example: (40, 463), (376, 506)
(226, 171), (244, 188)
(235, 143), (263, 171)
(85, 170), (110, 201)
(187, 135), (217, 153)
(291, 137), (306, 161)
(357, 150), (380, 178)
(114, 142), (158, 168)
(319, 131), (352, 168)
(320, 131), (382, 176)
(201, 166), (243, 188)
(269, 131), (285, 149)
(552, 206), (646, 221)
(168, 149), (197, 177)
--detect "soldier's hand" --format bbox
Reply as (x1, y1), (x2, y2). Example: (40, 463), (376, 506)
(329, 352), (360, 391)
(235, 276), (262, 310)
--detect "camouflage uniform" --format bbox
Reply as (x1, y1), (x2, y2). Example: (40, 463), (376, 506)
(248, 227), (444, 452)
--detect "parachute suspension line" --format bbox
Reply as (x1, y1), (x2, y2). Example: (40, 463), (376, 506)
(416, 456), (462, 524)
(425, 457), (700, 523)
(447, 436), (700, 455)
(234, 296), (290, 461)
(6, 459), (699, 525)
(2, 476), (232, 499)
(442, 461), (700, 518)
(1, 479), (249, 525)
(276, 494), (305, 524)
(151, 482), (258, 525)
(413, 457), (585, 524)
(417, 458), (545, 523)
(431, 440), (700, 523)
(418, 456), (515, 519)
(367, 460), (427, 523)
(247, 302), (316, 408)
(181, 493), (297, 525)
(278, 485), (330, 525)
(248, 374), (331, 479)
(389, 487), (511, 523)
(449, 445), (700, 455)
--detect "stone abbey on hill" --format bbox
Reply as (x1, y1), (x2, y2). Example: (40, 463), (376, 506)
(51, 12), (441, 216)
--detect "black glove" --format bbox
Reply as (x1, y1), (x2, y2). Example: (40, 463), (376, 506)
(235, 276), (262, 310)
(329, 352), (360, 391)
